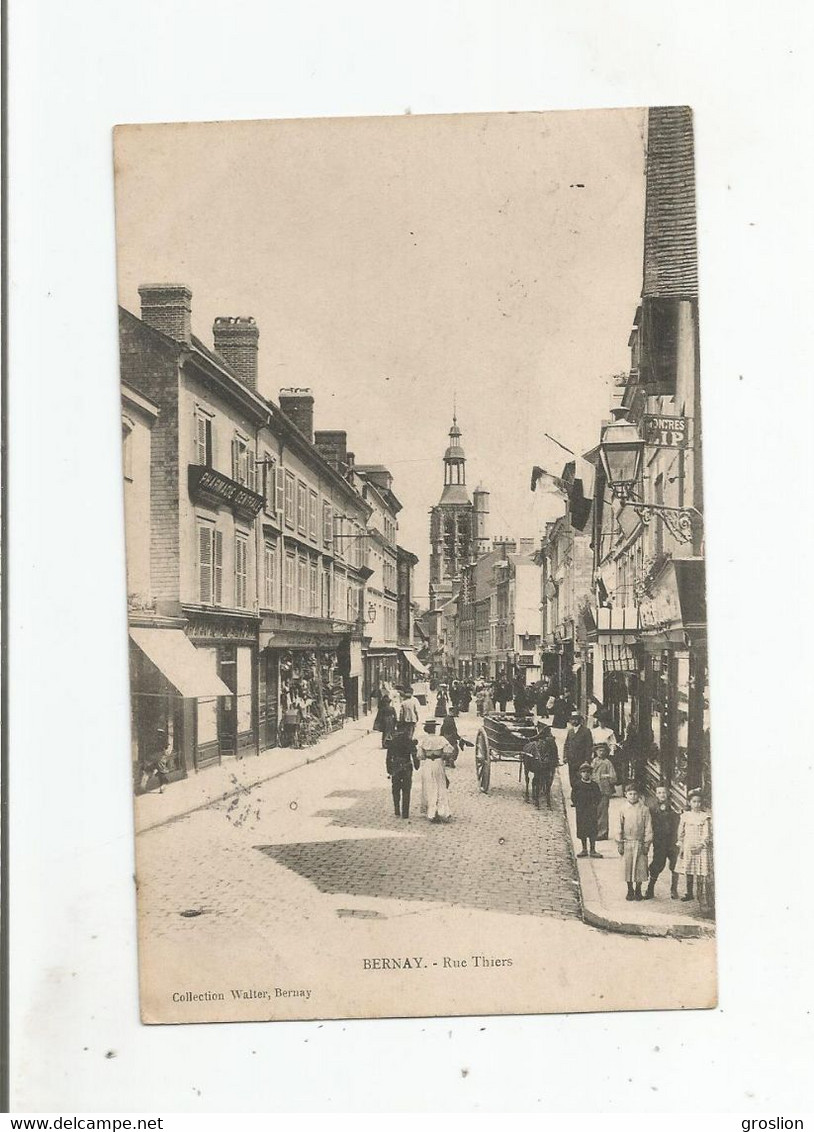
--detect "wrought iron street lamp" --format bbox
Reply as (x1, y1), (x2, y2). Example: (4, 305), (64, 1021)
(599, 407), (644, 502)
(599, 407), (702, 545)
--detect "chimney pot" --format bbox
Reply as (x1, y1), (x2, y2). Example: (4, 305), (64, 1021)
(213, 315), (259, 389)
(279, 388), (315, 444)
(138, 284), (192, 344)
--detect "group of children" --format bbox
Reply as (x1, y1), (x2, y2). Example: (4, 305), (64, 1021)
(571, 761), (712, 905)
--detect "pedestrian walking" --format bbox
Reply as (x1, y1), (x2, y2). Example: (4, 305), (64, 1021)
(434, 687), (449, 718)
(676, 789), (712, 904)
(495, 680), (508, 713)
(374, 694), (398, 748)
(385, 721), (420, 819)
(482, 685), (495, 715)
(440, 710), (473, 758)
(564, 711), (593, 804)
(572, 763), (603, 858)
(552, 693), (575, 730)
(417, 718), (455, 823)
(616, 783), (653, 901)
(398, 685), (420, 739)
(457, 684), (472, 713)
(591, 742), (617, 839)
(513, 681), (528, 716)
(646, 783), (680, 899)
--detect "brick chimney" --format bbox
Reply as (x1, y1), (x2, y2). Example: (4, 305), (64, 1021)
(213, 316), (259, 389)
(314, 430), (348, 472)
(279, 388), (314, 443)
(138, 284), (192, 344)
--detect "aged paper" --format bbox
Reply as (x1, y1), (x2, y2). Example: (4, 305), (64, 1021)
(114, 108), (716, 1024)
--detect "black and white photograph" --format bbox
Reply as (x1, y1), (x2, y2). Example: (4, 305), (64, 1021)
(115, 105), (715, 1024)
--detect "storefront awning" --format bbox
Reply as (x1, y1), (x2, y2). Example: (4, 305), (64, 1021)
(129, 627), (232, 698)
(401, 648), (430, 676)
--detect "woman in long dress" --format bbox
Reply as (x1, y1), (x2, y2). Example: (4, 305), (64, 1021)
(417, 719), (455, 822)
(676, 789), (712, 903)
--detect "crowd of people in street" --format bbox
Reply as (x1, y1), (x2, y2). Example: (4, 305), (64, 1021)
(373, 673), (713, 916)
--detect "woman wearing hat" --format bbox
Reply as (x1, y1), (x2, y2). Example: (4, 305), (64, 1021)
(676, 789), (712, 903)
(416, 718), (456, 823)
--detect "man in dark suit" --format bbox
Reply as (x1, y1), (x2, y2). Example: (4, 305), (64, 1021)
(563, 711), (593, 804)
(645, 783), (681, 899)
(385, 721), (420, 819)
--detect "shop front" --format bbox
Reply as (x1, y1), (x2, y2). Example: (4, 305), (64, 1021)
(633, 559), (709, 810)
(259, 614), (350, 748)
(364, 647), (402, 708)
(185, 612), (259, 764)
(128, 622), (234, 787)
(591, 606), (640, 740)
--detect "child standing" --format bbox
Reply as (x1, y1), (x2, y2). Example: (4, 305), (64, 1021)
(572, 763), (603, 858)
(616, 783), (653, 900)
(676, 789), (712, 903)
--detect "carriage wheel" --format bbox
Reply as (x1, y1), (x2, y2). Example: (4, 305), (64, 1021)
(475, 731), (491, 793)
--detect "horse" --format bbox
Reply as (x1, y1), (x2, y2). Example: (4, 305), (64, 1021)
(519, 735), (559, 809)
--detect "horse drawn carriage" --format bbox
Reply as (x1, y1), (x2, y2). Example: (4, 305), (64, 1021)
(474, 712), (539, 793)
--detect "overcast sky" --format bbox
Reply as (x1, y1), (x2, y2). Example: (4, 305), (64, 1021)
(115, 108), (646, 600)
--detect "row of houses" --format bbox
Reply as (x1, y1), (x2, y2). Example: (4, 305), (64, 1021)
(431, 107), (710, 808)
(121, 284), (426, 787)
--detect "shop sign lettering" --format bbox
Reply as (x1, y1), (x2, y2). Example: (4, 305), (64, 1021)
(643, 414), (688, 448)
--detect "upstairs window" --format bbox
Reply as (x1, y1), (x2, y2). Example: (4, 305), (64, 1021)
(297, 481), (307, 534)
(263, 540), (277, 609)
(198, 524), (223, 605)
(231, 433), (256, 490)
(234, 534), (248, 608)
(194, 410), (214, 467)
(308, 489), (318, 540)
(284, 472), (295, 528)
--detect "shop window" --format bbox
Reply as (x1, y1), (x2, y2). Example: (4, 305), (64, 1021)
(235, 535), (248, 608)
(236, 647), (253, 735)
(198, 524), (223, 605)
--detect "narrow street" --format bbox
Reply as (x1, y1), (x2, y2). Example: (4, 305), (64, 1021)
(137, 709), (715, 1023)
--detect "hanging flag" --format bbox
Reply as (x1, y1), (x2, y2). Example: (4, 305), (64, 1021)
(530, 466), (566, 493)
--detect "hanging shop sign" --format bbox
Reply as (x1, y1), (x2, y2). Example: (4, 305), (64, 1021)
(638, 562), (682, 630)
(643, 414), (688, 448)
(516, 654), (536, 668)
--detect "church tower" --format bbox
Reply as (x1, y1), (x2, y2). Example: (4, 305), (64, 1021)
(429, 413), (480, 610)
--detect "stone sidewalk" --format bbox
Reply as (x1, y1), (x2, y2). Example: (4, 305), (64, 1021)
(557, 766), (715, 939)
(134, 719), (372, 835)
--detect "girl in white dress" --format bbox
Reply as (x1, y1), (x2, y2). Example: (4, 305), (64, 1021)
(676, 789), (712, 903)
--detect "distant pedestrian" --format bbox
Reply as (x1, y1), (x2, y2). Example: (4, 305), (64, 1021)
(513, 682), (528, 716)
(417, 718), (455, 823)
(564, 712), (593, 804)
(374, 694), (398, 748)
(591, 743), (617, 840)
(434, 688), (449, 718)
(385, 722), (420, 819)
(572, 763), (603, 858)
(398, 685), (420, 739)
(495, 680), (508, 713)
(676, 789), (712, 904)
(521, 722), (559, 808)
(616, 783), (653, 901)
(458, 684), (472, 713)
(552, 694), (575, 730)
(440, 711), (473, 759)
(646, 783), (680, 900)
(482, 686), (495, 715)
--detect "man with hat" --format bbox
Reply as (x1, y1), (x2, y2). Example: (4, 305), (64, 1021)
(563, 711), (593, 805)
(416, 718), (456, 822)
(572, 762), (603, 858)
(385, 720), (420, 819)
(398, 685), (420, 739)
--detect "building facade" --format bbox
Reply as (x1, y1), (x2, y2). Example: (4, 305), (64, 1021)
(120, 285), (386, 784)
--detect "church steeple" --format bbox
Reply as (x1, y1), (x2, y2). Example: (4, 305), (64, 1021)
(439, 412), (469, 504)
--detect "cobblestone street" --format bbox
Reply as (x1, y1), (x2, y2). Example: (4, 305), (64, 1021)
(136, 711), (715, 1023)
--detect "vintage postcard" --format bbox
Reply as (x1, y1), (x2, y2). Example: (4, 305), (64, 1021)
(114, 107), (716, 1024)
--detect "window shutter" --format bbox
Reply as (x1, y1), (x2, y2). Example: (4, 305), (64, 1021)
(231, 437), (239, 481)
(276, 467), (285, 514)
(195, 414), (206, 464)
(213, 530), (223, 604)
(199, 527), (213, 604)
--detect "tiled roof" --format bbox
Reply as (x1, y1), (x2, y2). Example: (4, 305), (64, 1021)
(643, 106), (698, 299)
